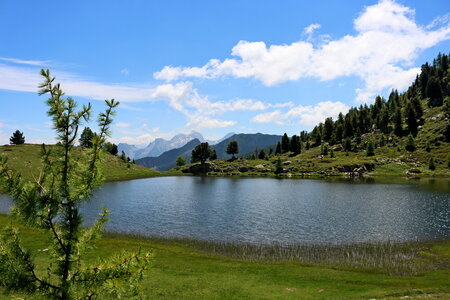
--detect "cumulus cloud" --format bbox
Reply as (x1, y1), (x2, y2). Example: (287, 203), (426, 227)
(149, 81), (290, 129)
(153, 0), (450, 102)
(252, 101), (350, 127)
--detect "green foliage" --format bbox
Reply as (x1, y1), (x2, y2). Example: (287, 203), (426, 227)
(426, 76), (443, 106)
(120, 150), (127, 161)
(405, 134), (416, 152)
(9, 130), (25, 145)
(448, 153), (450, 168)
(275, 142), (281, 154)
(225, 141), (239, 158)
(79, 127), (95, 148)
(210, 149), (217, 160)
(0, 70), (151, 299)
(175, 155), (186, 166)
(289, 135), (301, 155)
(425, 141), (431, 152)
(258, 149), (266, 160)
(281, 133), (290, 153)
(321, 144), (328, 156)
(330, 148), (335, 158)
(102, 142), (118, 155)
(428, 157), (436, 170)
(191, 142), (211, 164)
(274, 158), (283, 174)
(366, 141), (375, 156)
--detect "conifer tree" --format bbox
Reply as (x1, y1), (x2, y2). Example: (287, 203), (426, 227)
(405, 133), (416, 151)
(226, 141), (239, 158)
(275, 141), (282, 154)
(79, 127), (94, 148)
(210, 149), (217, 160)
(9, 130), (25, 145)
(405, 102), (418, 135)
(393, 107), (403, 136)
(428, 157), (436, 170)
(0, 70), (151, 299)
(366, 141), (375, 156)
(258, 149), (266, 160)
(192, 142), (211, 164)
(281, 133), (290, 153)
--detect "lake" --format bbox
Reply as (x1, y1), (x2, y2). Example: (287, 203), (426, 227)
(0, 177), (449, 244)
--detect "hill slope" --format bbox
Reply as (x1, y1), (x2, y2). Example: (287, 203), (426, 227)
(0, 144), (161, 182)
(136, 138), (201, 171)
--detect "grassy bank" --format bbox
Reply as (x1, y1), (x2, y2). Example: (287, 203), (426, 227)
(0, 214), (449, 299)
(0, 144), (164, 182)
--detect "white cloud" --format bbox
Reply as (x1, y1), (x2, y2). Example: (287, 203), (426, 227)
(252, 101), (350, 127)
(121, 68), (129, 75)
(186, 116), (236, 129)
(252, 110), (285, 125)
(304, 23), (321, 35)
(0, 57), (49, 66)
(0, 63), (154, 102)
(116, 122), (131, 128)
(153, 0), (450, 102)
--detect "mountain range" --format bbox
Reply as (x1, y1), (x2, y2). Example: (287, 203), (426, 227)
(119, 131), (234, 159)
(134, 133), (282, 171)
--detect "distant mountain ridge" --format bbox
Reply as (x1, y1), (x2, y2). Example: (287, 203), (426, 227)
(134, 133), (282, 171)
(135, 138), (201, 171)
(211, 133), (281, 159)
(119, 131), (235, 159)
(118, 131), (205, 159)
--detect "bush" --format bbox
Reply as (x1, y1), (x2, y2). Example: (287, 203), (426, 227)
(366, 141), (375, 156)
(405, 134), (416, 152)
(428, 157), (436, 171)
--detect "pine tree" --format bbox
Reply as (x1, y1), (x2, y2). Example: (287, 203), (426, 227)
(366, 141), (375, 156)
(323, 117), (334, 143)
(405, 102), (418, 135)
(226, 141), (239, 158)
(428, 157), (436, 170)
(393, 107), (403, 136)
(275, 142), (282, 154)
(210, 149), (217, 160)
(80, 127), (95, 148)
(192, 142), (211, 164)
(0, 70), (151, 299)
(405, 133), (416, 151)
(281, 133), (290, 153)
(290, 135), (301, 155)
(258, 149), (266, 160)
(9, 130), (25, 145)
(426, 76), (443, 106)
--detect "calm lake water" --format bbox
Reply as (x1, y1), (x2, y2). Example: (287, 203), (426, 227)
(1, 177), (449, 244)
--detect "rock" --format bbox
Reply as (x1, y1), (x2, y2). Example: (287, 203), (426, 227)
(333, 145), (342, 151)
(185, 163), (213, 173)
(238, 166), (249, 172)
(255, 164), (265, 169)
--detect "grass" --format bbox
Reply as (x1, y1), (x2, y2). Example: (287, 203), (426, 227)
(0, 144), (163, 182)
(0, 214), (449, 299)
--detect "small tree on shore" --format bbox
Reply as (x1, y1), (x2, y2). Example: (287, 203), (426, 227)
(0, 70), (151, 299)
(191, 142), (211, 165)
(428, 157), (436, 170)
(176, 155), (186, 166)
(226, 141), (239, 159)
(9, 130), (25, 145)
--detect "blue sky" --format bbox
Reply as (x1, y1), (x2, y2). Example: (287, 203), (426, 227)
(0, 0), (449, 145)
